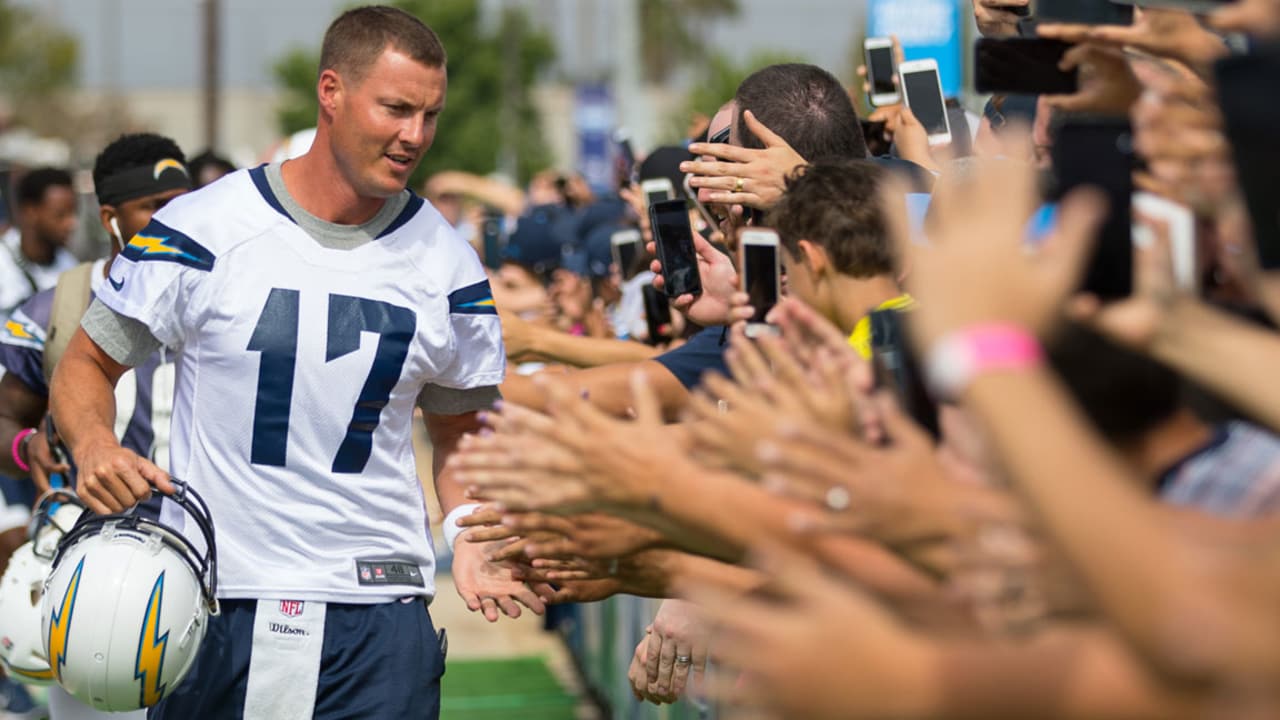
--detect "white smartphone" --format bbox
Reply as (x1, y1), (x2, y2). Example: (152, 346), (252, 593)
(899, 59), (952, 147)
(683, 173), (718, 232)
(739, 228), (782, 337)
(1133, 192), (1197, 292)
(611, 228), (643, 279)
(864, 37), (901, 107)
(640, 178), (676, 208)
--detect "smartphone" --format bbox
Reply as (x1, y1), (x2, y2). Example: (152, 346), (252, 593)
(1110, 0), (1234, 12)
(1215, 48), (1280, 269)
(480, 208), (504, 270)
(1036, 0), (1134, 24)
(611, 228), (643, 280)
(974, 38), (1078, 95)
(869, 310), (940, 440)
(649, 199), (702, 299)
(641, 284), (674, 345)
(1051, 118), (1134, 299)
(614, 129), (637, 187)
(683, 173), (718, 233)
(1133, 192), (1197, 292)
(641, 178), (676, 209)
(899, 59), (952, 147)
(864, 37), (901, 107)
(739, 229), (782, 337)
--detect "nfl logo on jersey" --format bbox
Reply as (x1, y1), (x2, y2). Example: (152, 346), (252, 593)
(279, 600), (305, 618)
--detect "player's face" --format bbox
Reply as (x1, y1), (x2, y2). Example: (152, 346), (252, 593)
(332, 47), (446, 199)
(102, 187), (188, 251)
(29, 185), (78, 248)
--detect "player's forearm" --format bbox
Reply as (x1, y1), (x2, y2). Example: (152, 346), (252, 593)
(0, 375), (50, 475)
(426, 412), (483, 516)
(531, 327), (660, 368)
(1151, 298), (1280, 435)
(48, 331), (123, 459)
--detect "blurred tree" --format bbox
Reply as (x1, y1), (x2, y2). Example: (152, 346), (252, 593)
(639, 0), (741, 83)
(0, 1), (78, 125)
(273, 0), (554, 185)
(666, 50), (803, 143)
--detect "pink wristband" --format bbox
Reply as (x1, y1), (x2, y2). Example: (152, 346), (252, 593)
(926, 324), (1044, 400)
(11, 427), (36, 473)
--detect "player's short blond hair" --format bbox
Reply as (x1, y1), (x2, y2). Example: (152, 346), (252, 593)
(319, 5), (446, 83)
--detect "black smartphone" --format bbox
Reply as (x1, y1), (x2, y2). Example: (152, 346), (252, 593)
(1216, 47), (1280, 269)
(480, 209), (504, 270)
(1111, 0), (1235, 12)
(1037, 0), (1134, 24)
(870, 310), (940, 440)
(642, 284), (673, 345)
(1051, 118), (1134, 299)
(975, 38), (1078, 95)
(615, 130), (637, 187)
(649, 199), (702, 299)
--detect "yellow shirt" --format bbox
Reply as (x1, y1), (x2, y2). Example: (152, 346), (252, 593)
(848, 294), (915, 359)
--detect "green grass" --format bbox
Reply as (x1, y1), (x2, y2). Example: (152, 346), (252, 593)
(442, 656), (579, 720)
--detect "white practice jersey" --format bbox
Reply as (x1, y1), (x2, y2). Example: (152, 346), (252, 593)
(95, 167), (504, 603)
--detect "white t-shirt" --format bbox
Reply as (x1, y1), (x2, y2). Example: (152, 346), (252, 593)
(90, 166), (505, 603)
(0, 226), (77, 317)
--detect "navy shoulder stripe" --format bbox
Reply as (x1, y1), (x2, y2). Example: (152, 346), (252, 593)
(448, 280), (497, 315)
(376, 191), (425, 239)
(249, 164), (295, 222)
(121, 219), (216, 271)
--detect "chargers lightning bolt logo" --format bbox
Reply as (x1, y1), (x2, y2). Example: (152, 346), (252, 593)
(134, 573), (169, 707)
(153, 158), (187, 179)
(47, 557), (85, 682)
(126, 234), (200, 262)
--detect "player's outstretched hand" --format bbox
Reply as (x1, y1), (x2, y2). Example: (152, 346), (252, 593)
(74, 438), (173, 514)
(450, 536), (552, 623)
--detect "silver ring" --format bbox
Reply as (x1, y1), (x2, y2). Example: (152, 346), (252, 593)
(825, 486), (851, 512)
(675, 655), (692, 665)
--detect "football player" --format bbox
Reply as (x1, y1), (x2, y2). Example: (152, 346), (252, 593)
(48, 7), (545, 719)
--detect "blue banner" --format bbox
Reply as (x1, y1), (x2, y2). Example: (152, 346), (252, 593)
(574, 84), (615, 195)
(868, 0), (963, 98)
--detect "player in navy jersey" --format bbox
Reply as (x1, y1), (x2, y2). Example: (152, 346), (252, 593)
(48, 7), (545, 719)
(0, 132), (190, 720)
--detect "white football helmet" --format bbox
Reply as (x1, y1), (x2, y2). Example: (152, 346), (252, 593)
(41, 479), (218, 712)
(0, 490), (85, 685)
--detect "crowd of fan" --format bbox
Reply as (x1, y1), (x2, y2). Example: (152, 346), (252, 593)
(426, 1), (1280, 717)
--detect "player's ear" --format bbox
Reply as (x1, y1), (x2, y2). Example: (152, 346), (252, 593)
(317, 68), (342, 114)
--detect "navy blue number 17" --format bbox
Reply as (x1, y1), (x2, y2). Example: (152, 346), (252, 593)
(248, 290), (416, 473)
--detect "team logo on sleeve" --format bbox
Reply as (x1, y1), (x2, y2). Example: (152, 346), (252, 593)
(447, 280), (497, 316)
(121, 220), (215, 272)
(1, 310), (45, 351)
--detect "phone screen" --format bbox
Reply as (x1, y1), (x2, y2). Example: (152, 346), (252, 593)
(615, 237), (640, 279)
(1037, 0), (1133, 24)
(974, 39), (1077, 95)
(870, 310), (940, 440)
(646, 189), (672, 207)
(903, 69), (947, 136)
(1051, 120), (1134, 299)
(1217, 49), (1280, 269)
(481, 211), (504, 270)
(868, 46), (896, 96)
(642, 285), (673, 345)
(743, 243), (779, 324)
(650, 200), (702, 298)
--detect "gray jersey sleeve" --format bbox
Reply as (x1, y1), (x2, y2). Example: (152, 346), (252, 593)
(81, 299), (164, 367)
(415, 383), (502, 416)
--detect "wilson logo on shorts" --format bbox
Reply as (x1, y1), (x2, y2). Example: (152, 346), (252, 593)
(279, 600), (305, 618)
